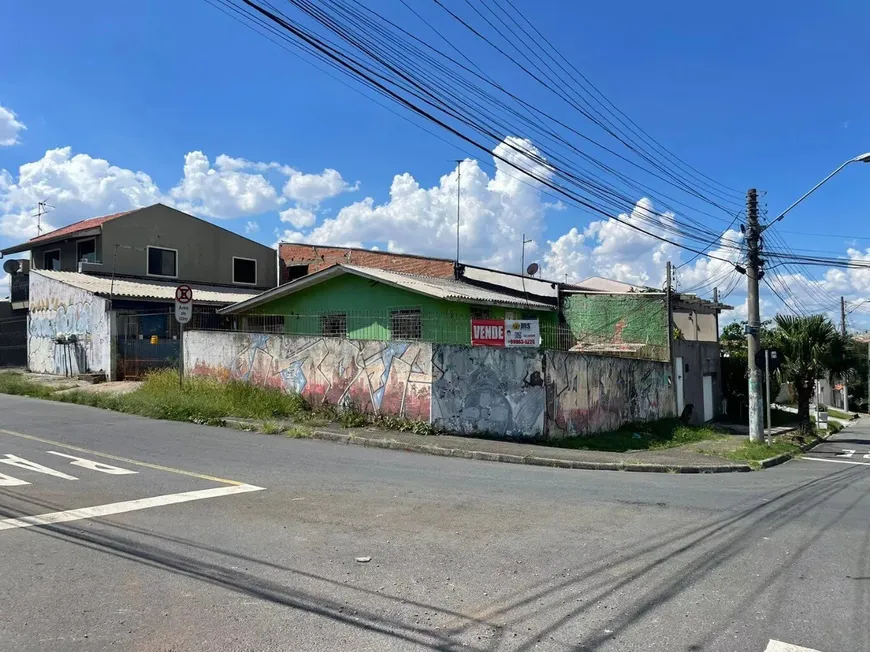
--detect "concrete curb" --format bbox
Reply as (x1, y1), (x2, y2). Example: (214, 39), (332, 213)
(308, 429), (752, 474)
(757, 430), (838, 469)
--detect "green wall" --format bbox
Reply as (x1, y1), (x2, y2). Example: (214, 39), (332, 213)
(249, 273), (557, 346)
(562, 294), (668, 357)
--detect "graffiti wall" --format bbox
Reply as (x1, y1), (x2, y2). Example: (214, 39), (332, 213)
(546, 351), (675, 436)
(28, 271), (111, 375)
(185, 331), (432, 421)
(431, 345), (545, 437)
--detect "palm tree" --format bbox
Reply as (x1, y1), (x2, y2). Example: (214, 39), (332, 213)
(770, 314), (848, 434)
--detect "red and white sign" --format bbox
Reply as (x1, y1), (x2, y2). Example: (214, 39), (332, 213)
(175, 285), (193, 303)
(471, 319), (539, 347)
(471, 319), (505, 347)
(174, 285), (193, 324)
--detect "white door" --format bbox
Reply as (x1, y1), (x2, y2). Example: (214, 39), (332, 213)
(702, 375), (714, 422)
(675, 357), (684, 414)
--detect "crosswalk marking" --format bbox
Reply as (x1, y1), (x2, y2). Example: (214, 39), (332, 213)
(803, 456), (870, 466)
(765, 640), (822, 652)
(0, 483), (265, 532)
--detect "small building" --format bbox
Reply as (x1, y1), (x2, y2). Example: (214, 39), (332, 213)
(218, 263), (559, 345)
(570, 276), (731, 424)
(0, 203), (278, 379)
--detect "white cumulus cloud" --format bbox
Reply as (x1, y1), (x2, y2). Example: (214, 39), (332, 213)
(282, 168), (357, 205)
(0, 105), (26, 147)
(279, 206), (317, 228)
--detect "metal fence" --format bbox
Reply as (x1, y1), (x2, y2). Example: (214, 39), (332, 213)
(185, 310), (665, 359)
(0, 316), (27, 367)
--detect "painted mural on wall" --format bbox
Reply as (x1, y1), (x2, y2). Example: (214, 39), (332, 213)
(28, 272), (110, 375)
(431, 345), (545, 437)
(546, 351), (675, 436)
(186, 331), (432, 421)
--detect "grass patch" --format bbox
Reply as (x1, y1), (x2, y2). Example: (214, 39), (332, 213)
(726, 440), (802, 464)
(0, 369), (437, 435)
(548, 418), (723, 453)
(285, 426), (312, 439)
(0, 372), (58, 400)
(825, 408), (853, 420)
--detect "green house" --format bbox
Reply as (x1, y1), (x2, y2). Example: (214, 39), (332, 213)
(218, 264), (559, 347)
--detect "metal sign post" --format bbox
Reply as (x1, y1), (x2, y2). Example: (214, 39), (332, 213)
(174, 285), (193, 389)
(765, 350), (772, 444)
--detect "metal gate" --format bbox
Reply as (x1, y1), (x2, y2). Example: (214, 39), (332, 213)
(115, 311), (180, 380)
(0, 315), (27, 368)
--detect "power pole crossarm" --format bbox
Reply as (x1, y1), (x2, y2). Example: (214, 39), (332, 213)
(746, 189), (765, 443)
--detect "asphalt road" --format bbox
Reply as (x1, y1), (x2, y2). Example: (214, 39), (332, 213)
(1, 394), (869, 652)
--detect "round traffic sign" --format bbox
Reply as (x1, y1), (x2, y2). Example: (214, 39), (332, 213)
(175, 284), (193, 303)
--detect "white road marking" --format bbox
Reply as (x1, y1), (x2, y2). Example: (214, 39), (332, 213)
(0, 472), (29, 487)
(803, 456), (870, 466)
(765, 639), (823, 651)
(0, 483), (265, 532)
(46, 451), (138, 475)
(0, 454), (77, 480)
(836, 449), (856, 457)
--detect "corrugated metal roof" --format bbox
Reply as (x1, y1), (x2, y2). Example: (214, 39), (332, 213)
(34, 270), (258, 305)
(220, 263), (556, 314)
(342, 265), (555, 309)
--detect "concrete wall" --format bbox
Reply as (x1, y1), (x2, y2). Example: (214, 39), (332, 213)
(184, 331), (677, 438)
(185, 330), (432, 421)
(673, 310), (718, 343)
(431, 345), (545, 437)
(546, 351), (675, 436)
(27, 270), (110, 375)
(671, 339), (721, 423)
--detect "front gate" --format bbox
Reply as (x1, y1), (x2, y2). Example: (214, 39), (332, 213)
(0, 315), (27, 368)
(115, 311), (180, 380)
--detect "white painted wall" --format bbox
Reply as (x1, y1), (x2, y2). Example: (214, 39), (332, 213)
(28, 270), (111, 375)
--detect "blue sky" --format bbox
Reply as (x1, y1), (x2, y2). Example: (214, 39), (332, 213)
(1, 0), (869, 325)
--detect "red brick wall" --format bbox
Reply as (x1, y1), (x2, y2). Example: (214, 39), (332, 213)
(278, 243), (455, 283)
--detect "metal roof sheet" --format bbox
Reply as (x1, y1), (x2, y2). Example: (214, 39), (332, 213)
(34, 270), (258, 305)
(220, 263), (556, 314)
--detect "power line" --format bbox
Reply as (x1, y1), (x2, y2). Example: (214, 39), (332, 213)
(216, 0), (744, 265)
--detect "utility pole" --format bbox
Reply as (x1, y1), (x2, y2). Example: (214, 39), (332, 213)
(454, 159), (463, 277)
(746, 189), (764, 443)
(666, 261), (675, 414)
(840, 296), (849, 411)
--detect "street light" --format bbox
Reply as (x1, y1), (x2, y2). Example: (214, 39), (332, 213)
(764, 151), (870, 230)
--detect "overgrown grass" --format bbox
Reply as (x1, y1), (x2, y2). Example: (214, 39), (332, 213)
(0, 369), (438, 434)
(726, 440), (802, 465)
(0, 372), (58, 400)
(825, 408), (853, 420)
(548, 418), (724, 453)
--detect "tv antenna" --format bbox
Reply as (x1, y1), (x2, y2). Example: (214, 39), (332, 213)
(33, 201), (54, 236)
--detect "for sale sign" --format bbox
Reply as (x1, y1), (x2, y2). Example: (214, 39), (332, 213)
(505, 320), (539, 347)
(471, 319), (505, 347)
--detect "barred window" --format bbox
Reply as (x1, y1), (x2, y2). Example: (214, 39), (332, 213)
(391, 309), (422, 340)
(321, 313), (347, 338)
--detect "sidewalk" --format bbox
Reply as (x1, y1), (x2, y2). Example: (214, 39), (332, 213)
(224, 417), (752, 473)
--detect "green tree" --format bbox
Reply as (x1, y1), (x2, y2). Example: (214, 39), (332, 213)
(720, 320), (779, 419)
(769, 314), (849, 433)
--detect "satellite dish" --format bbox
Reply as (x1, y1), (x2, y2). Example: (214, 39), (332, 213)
(526, 262), (539, 276)
(2, 259), (21, 275)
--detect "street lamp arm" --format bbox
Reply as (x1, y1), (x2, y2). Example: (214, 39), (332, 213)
(763, 158), (859, 231)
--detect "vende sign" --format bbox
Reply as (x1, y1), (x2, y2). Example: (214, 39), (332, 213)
(471, 319), (539, 347)
(471, 319), (505, 347)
